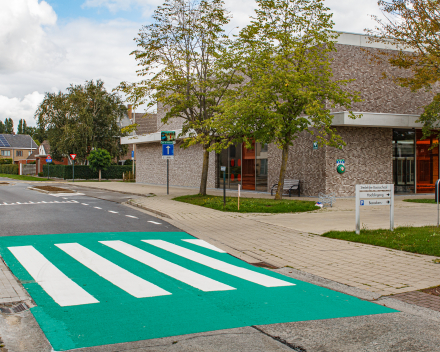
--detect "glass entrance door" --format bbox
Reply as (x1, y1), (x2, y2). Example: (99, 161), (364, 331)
(393, 129), (415, 193)
(242, 142), (256, 190)
(416, 130), (439, 193)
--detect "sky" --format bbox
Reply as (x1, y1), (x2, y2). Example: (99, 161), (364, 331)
(0, 0), (385, 129)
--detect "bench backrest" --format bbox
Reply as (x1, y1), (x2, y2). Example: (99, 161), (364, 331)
(283, 179), (299, 188)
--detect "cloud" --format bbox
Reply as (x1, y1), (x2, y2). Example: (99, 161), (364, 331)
(82, 0), (162, 17)
(0, 0), (65, 73)
(0, 91), (45, 128)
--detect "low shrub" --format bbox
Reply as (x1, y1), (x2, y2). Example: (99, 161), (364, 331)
(0, 158), (13, 165)
(42, 165), (133, 179)
(0, 164), (19, 175)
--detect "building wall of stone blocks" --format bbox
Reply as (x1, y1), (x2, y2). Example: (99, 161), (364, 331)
(330, 44), (437, 115)
(267, 131), (327, 196)
(136, 142), (216, 188)
(324, 127), (393, 196)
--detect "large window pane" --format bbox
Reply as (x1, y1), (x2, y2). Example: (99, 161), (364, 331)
(416, 130), (439, 193)
(393, 129), (415, 193)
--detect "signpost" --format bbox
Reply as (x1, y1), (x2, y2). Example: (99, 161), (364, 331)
(221, 166), (226, 206)
(436, 179), (440, 227)
(161, 140), (175, 195)
(46, 155), (52, 179)
(355, 184), (394, 235)
(70, 154), (76, 182)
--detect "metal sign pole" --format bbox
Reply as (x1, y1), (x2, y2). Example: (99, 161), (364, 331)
(72, 160), (75, 183)
(223, 170), (226, 206)
(437, 179), (440, 227)
(390, 184), (394, 231)
(167, 159), (169, 195)
(355, 184), (360, 235)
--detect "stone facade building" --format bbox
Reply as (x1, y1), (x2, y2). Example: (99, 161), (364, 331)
(121, 32), (439, 196)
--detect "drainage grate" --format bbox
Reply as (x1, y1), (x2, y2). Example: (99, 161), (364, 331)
(250, 262), (279, 269)
(0, 303), (29, 314)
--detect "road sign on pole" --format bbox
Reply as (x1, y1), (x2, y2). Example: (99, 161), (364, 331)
(162, 144), (174, 159)
(70, 154), (77, 183)
(356, 184), (394, 234)
(46, 155), (52, 179)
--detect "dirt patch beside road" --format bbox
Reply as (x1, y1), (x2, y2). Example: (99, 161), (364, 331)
(31, 186), (75, 193)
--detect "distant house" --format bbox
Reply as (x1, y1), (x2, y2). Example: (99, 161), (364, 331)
(33, 141), (70, 175)
(0, 134), (38, 164)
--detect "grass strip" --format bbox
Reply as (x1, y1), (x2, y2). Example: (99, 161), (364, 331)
(173, 194), (319, 213)
(404, 199), (436, 204)
(322, 226), (440, 257)
(0, 174), (50, 181)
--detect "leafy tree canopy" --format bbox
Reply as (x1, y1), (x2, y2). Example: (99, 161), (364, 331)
(212, 0), (361, 199)
(35, 80), (128, 163)
(4, 118), (13, 134)
(87, 148), (112, 172)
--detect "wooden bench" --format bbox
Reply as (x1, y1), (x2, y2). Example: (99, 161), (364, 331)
(271, 179), (300, 197)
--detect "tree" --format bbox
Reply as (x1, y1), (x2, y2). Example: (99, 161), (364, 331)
(36, 80), (128, 163)
(4, 118), (13, 134)
(17, 119), (28, 134)
(212, 0), (361, 199)
(87, 148), (112, 181)
(0, 120), (4, 133)
(118, 0), (241, 195)
(367, 0), (440, 139)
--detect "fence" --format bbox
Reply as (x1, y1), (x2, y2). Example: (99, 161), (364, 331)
(21, 164), (36, 175)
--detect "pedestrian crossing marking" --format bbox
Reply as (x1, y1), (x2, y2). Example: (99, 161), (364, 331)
(144, 240), (294, 287)
(182, 239), (226, 253)
(100, 241), (235, 292)
(8, 246), (99, 307)
(55, 243), (171, 298)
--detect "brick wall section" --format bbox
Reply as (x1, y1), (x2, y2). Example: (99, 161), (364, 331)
(136, 141), (216, 188)
(330, 44), (437, 114)
(324, 127), (393, 196)
(268, 131), (326, 196)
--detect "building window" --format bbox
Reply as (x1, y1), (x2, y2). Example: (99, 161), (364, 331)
(28, 151), (32, 156)
(16, 151), (23, 157)
(1, 150), (11, 156)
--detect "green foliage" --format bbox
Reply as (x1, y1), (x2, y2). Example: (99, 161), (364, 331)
(38, 172), (44, 177)
(118, 0), (241, 194)
(403, 198), (437, 204)
(174, 194), (319, 213)
(87, 148), (112, 173)
(4, 118), (13, 134)
(35, 79), (128, 163)
(0, 120), (4, 133)
(0, 158), (12, 165)
(210, 0), (360, 199)
(0, 164), (18, 175)
(123, 159), (133, 166)
(0, 173), (47, 181)
(17, 119), (28, 134)
(322, 226), (440, 257)
(42, 164), (132, 179)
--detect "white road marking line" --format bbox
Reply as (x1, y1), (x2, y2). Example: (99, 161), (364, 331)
(143, 240), (295, 288)
(182, 239), (226, 253)
(100, 241), (235, 292)
(16, 202), (21, 204)
(8, 246), (99, 307)
(55, 243), (171, 298)
(125, 215), (138, 219)
(49, 193), (85, 197)
(94, 207), (102, 209)
(63, 198), (68, 200)
(108, 210), (118, 214)
(148, 221), (161, 225)
(81, 203), (89, 206)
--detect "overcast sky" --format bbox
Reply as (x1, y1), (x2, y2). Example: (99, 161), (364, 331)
(0, 0), (384, 129)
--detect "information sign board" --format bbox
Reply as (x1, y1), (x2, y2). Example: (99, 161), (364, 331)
(46, 155), (52, 163)
(360, 199), (391, 206)
(359, 191), (391, 199)
(162, 144), (174, 160)
(161, 131), (176, 145)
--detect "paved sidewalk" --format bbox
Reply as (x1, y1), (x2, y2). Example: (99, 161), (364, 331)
(61, 181), (440, 296)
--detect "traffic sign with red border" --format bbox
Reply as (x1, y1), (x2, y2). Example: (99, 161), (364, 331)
(70, 154), (77, 160)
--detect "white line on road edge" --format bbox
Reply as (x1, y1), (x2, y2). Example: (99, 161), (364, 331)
(182, 239), (226, 253)
(94, 207), (102, 209)
(108, 211), (118, 214)
(81, 203), (89, 206)
(49, 193), (85, 197)
(8, 246), (99, 306)
(55, 243), (171, 298)
(126, 215), (138, 219)
(143, 240), (295, 288)
(148, 221), (161, 225)
(100, 241), (235, 292)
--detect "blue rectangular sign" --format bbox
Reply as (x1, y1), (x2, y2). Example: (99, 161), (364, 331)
(162, 144), (174, 156)
(131, 150), (134, 159)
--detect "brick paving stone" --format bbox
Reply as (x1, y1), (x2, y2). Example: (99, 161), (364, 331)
(393, 291), (440, 312)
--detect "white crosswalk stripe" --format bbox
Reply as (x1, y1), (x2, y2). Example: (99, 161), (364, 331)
(182, 239), (226, 253)
(100, 241), (235, 292)
(56, 243), (171, 298)
(144, 240), (295, 287)
(8, 246), (99, 307)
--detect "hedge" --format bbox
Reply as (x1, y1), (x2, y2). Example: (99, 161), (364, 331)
(42, 165), (133, 179)
(0, 164), (19, 175)
(0, 158), (12, 165)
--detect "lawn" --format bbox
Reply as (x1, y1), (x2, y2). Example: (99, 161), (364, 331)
(173, 194), (319, 213)
(322, 226), (440, 257)
(0, 174), (50, 181)
(404, 199), (437, 204)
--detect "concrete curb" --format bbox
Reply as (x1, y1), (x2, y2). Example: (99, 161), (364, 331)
(126, 199), (172, 219)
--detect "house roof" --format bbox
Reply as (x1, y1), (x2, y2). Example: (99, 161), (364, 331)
(0, 134), (38, 149)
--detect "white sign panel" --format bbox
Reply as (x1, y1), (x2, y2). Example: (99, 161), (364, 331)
(359, 191), (391, 199)
(162, 156), (174, 160)
(358, 184), (391, 191)
(360, 199), (391, 206)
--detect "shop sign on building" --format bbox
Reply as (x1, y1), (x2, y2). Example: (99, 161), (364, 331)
(355, 184), (394, 234)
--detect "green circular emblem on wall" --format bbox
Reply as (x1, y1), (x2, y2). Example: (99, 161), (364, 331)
(337, 164), (345, 174)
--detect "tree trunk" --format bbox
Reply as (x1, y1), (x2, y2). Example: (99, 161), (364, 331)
(99, 169), (101, 182)
(275, 144), (289, 200)
(199, 146), (210, 195)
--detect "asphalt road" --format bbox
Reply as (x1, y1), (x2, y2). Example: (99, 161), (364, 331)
(0, 181), (178, 236)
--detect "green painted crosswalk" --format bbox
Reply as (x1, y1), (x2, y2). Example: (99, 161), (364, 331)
(0, 232), (397, 351)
